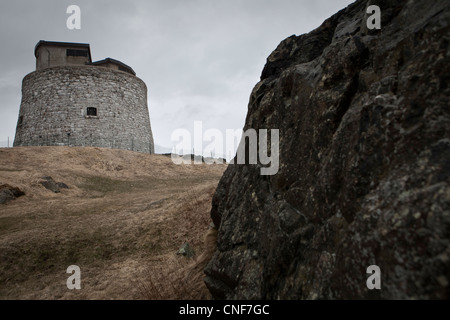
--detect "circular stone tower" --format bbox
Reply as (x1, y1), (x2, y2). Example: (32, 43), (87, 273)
(14, 40), (154, 154)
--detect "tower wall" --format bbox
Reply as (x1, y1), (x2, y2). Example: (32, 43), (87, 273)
(14, 65), (154, 154)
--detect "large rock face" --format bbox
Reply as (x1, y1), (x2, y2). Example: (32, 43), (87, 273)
(205, 0), (450, 299)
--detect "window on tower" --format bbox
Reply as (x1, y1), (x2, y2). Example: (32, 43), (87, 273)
(66, 49), (89, 57)
(87, 107), (97, 116)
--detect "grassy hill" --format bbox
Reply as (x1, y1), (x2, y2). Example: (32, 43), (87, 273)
(0, 146), (225, 299)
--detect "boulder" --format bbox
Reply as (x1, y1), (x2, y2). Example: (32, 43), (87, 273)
(0, 184), (25, 204)
(40, 176), (60, 193)
(204, 0), (450, 299)
(177, 243), (195, 258)
(40, 176), (69, 193)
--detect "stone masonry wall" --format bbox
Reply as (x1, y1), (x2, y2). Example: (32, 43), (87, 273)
(14, 66), (154, 154)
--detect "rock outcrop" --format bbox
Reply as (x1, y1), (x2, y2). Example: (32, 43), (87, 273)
(205, 0), (450, 299)
(0, 184), (25, 204)
(40, 176), (69, 193)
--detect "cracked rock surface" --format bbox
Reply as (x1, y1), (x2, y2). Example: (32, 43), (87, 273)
(205, 0), (450, 299)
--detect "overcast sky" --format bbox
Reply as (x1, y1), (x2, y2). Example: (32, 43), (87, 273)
(0, 0), (354, 155)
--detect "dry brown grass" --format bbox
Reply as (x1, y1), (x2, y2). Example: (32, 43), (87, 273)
(0, 146), (225, 299)
(138, 187), (219, 300)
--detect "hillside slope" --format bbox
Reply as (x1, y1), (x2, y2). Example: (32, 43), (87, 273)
(0, 146), (225, 299)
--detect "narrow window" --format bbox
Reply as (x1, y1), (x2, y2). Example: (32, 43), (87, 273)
(67, 49), (88, 57)
(18, 116), (24, 126)
(87, 107), (97, 116)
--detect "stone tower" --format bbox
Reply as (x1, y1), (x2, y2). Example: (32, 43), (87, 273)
(14, 40), (154, 154)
